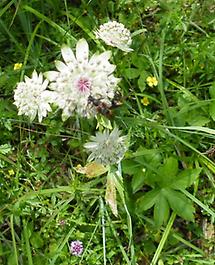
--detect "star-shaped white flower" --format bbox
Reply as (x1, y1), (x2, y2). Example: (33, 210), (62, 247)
(45, 39), (120, 120)
(14, 70), (56, 122)
(84, 127), (128, 166)
(95, 21), (133, 52)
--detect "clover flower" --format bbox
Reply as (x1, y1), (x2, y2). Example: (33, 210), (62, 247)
(84, 127), (128, 166)
(45, 39), (120, 120)
(95, 21), (133, 52)
(146, 76), (158, 87)
(70, 240), (84, 256)
(14, 70), (56, 122)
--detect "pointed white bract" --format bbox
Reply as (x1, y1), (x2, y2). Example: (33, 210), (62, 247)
(84, 127), (128, 166)
(14, 70), (56, 122)
(95, 21), (133, 52)
(45, 39), (120, 120)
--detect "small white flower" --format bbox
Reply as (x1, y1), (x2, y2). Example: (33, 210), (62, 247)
(95, 21), (133, 52)
(14, 70), (56, 122)
(45, 39), (120, 120)
(84, 127), (128, 166)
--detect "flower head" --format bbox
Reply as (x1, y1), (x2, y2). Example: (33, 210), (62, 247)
(84, 127), (128, 166)
(14, 70), (56, 122)
(45, 39), (120, 120)
(70, 240), (83, 256)
(146, 76), (158, 87)
(95, 21), (133, 52)
(45, 39), (120, 118)
(141, 96), (150, 106)
(14, 63), (22, 70)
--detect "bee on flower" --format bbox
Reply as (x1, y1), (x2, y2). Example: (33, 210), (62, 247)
(95, 21), (133, 52)
(45, 39), (120, 120)
(146, 76), (158, 87)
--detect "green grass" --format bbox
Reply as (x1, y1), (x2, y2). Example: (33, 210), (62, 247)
(0, 0), (215, 264)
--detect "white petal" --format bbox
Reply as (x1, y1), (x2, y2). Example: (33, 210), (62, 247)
(55, 60), (69, 72)
(76, 39), (89, 63)
(89, 51), (111, 65)
(32, 70), (38, 81)
(61, 45), (76, 64)
(44, 71), (59, 81)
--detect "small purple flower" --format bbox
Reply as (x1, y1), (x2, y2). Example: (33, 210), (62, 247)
(70, 240), (83, 256)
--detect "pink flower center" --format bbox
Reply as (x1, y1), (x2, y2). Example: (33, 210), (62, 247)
(76, 77), (91, 93)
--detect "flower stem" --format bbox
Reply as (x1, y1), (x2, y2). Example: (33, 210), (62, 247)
(150, 212), (176, 265)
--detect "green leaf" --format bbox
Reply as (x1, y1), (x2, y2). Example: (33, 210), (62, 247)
(209, 102), (215, 121)
(122, 159), (142, 175)
(170, 168), (201, 190)
(136, 188), (160, 212)
(131, 171), (145, 193)
(164, 188), (195, 221)
(124, 68), (140, 79)
(157, 157), (178, 187)
(30, 232), (44, 248)
(209, 82), (215, 98)
(138, 73), (147, 91)
(154, 192), (170, 227)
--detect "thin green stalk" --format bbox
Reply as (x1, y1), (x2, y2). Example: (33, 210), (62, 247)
(100, 197), (106, 265)
(23, 5), (76, 42)
(106, 209), (130, 265)
(0, 0), (16, 17)
(20, 21), (42, 80)
(79, 215), (101, 264)
(172, 233), (204, 255)
(50, 226), (76, 265)
(10, 215), (19, 265)
(150, 212), (176, 265)
(23, 219), (33, 265)
(116, 164), (135, 265)
(181, 189), (215, 219)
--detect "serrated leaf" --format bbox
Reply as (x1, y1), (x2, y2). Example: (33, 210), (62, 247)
(157, 157), (178, 187)
(154, 192), (170, 227)
(164, 188), (195, 221)
(136, 188), (160, 212)
(124, 68), (140, 79)
(170, 168), (201, 190)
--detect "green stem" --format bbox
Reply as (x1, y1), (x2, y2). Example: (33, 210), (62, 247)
(150, 212), (176, 265)
(100, 197), (106, 265)
(181, 189), (215, 219)
(10, 215), (19, 265)
(23, 219), (33, 265)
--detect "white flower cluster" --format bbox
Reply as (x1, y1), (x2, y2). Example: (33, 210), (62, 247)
(14, 39), (120, 122)
(14, 70), (56, 122)
(84, 127), (128, 166)
(95, 21), (133, 52)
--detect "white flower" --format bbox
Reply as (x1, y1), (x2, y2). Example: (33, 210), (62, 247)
(95, 21), (133, 52)
(84, 127), (128, 166)
(45, 39), (120, 120)
(14, 70), (56, 122)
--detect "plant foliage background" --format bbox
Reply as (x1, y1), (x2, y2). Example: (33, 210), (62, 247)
(0, 0), (214, 264)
